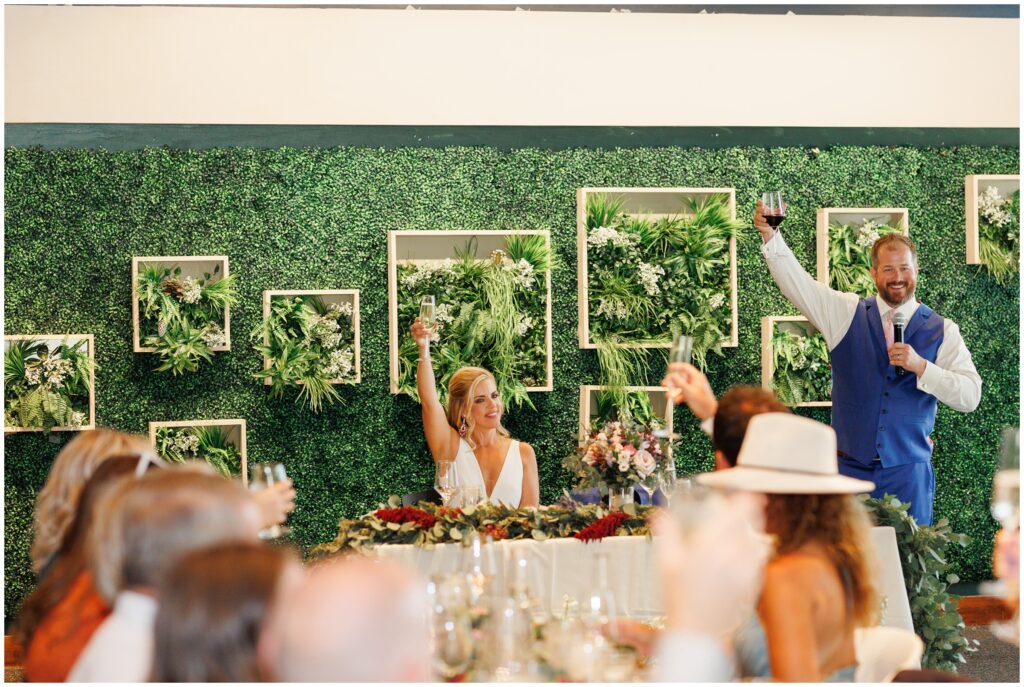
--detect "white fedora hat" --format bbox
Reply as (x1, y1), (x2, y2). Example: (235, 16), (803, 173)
(697, 413), (875, 495)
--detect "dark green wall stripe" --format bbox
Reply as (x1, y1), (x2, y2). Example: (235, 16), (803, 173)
(4, 124), (1020, 151)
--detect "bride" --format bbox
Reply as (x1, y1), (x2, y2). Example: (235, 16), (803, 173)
(410, 318), (539, 508)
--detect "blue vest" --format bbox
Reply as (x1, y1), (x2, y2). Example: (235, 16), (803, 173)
(830, 297), (945, 467)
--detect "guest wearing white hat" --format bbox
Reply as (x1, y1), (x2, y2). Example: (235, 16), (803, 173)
(699, 412), (880, 682)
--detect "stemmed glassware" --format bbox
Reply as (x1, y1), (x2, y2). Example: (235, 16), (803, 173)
(434, 460), (460, 507)
(461, 530), (497, 603)
(761, 191), (786, 230)
(653, 333), (694, 441)
(248, 462), (291, 539)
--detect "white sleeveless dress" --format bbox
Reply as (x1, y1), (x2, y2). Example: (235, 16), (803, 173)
(453, 437), (523, 507)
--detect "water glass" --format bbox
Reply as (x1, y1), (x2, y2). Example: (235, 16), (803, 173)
(461, 484), (481, 507)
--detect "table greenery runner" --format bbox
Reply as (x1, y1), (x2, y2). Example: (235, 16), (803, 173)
(153, 425), (243, 478)
(136, 262), (237, 374)
(253, 295), (357, 412)
(3, 338), (94, 431)
(769, 323), (832, 405)
(311, 499), (653, 555)
(396, 234), (551, 408)
(828, 219), (903, 297)
(975, 185), (1021, 285)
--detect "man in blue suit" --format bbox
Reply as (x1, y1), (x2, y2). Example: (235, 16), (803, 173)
(753, 203), (982, 524)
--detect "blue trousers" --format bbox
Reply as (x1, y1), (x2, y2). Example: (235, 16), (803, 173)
(837, 455), (935, 525)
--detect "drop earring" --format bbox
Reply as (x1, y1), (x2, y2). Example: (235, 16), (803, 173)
(459, 417), (468, 437)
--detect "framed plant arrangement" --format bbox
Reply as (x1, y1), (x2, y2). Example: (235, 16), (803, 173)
(815, 209), (909, 297)
(4, 335), (96, 433)
(579, 385), (672, 458)
(387, 230), (553, 408)
(254, 290), (361, 412)
(760, 316), (832, 407)
(132, 256), (237, 375)
(965, 174), (1020, 285)
(149, 419), (248, 484)
(577, 188), (741, 365)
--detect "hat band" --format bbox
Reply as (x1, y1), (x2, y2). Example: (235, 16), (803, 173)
(739, 462), (836, 479)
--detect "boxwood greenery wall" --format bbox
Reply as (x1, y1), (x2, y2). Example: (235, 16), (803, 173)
(4, 144), (1019, 621)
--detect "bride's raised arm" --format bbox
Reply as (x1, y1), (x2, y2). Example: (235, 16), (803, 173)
(411, 318), (459, 463)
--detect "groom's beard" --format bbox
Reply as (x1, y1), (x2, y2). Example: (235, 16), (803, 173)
(878, 282), (914, 307)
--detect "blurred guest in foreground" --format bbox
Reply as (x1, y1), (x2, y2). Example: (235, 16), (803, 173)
(16, 455), (154, 682)
(699, 413), (879, 681)
(151, 542), (303, 682)
(258, 557), (431, 681)
(68, 466), (262, 682)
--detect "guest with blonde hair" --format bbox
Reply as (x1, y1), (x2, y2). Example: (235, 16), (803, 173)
(410, 318), (539, 507)
(68, 465), (262, 682)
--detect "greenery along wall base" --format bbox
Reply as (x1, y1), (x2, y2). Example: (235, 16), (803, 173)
(3, 145), (1019, 625)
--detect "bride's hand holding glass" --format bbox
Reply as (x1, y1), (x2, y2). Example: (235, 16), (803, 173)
(410, 318), (434, 350)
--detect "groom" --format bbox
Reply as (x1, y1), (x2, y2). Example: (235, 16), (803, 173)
(753, 202), (982, 524)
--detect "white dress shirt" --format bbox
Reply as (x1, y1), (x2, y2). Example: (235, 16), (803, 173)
(67, 590), (158, 682)
(760, 231), (981, 413)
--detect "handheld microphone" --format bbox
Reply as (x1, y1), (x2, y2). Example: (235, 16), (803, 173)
(893, 312), (907, 377)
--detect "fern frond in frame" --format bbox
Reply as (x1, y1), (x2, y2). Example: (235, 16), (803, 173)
(4, 336), (95, 432)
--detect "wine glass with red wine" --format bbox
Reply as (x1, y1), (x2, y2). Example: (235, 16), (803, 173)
(761, 191), (786, 229)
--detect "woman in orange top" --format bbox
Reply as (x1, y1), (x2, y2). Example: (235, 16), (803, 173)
(17, 455), (154, 681)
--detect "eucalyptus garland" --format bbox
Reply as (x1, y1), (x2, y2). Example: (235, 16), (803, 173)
(976, 186), (1020, 285)
(770, 324), (832, 405)
(253, 295), (357, 412)
(3, 338), (95, 431)
(828, 220), (902, 297)
(311, 499), (653, 556)
(136, 262), (237, 374)
(153, 425), (243, 478)
(395, 234), (551, 408)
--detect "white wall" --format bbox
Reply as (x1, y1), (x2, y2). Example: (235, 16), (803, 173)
(4, 5), (1019, 127)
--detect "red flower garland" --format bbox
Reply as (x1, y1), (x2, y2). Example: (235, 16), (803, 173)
(484, 523), (509, 541)
(574, 511), (630, 542)
(374, 507), (437, 529)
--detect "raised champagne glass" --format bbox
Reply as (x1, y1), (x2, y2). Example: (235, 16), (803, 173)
(654, 333), (694, 440)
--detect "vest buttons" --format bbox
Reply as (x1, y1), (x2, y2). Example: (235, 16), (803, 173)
(877, 443), (883, 448)
(884, 392), (890, 397)
(882, 409), (888, 414)
(879, 426), (886, 431)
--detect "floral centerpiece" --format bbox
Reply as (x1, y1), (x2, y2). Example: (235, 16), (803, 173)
(136, 262), (237, 374)
(770, 324), (832, 405)
(396, 234), (551, 408)
(153, 425), (242, 478)
(253, 295), (357, 412)
(585, 193), (741, 369)
(976, 185), (1020, 285)
(4, 338), (95, 431)
(828, 219), (902, 297)
(563, 420), (666, 509)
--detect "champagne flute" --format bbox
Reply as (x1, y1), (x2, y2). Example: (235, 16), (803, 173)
(658, 457), (678, 507)
(419, 295), (437, 333)
(991, 427), (1020, 530)
(654, 333), (694, 440)
(462, 530), (497, 602)
(434, 460), (460, 507)
(761, 191), (786, 229)
(249, 463), (281, 540)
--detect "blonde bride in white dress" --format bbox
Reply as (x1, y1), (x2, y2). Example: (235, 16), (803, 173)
(410, 318), (540, 508)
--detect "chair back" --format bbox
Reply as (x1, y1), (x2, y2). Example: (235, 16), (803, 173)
(854, 626), (924, 682)
(401, 489), (442, 507)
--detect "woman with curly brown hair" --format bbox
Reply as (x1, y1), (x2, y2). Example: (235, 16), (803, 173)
(699, 412), (879, 682)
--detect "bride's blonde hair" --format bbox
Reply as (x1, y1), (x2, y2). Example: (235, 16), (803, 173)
(446, 367), (509, 450)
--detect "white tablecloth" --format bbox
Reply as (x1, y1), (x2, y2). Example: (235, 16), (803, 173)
(374, 526), (913, 633)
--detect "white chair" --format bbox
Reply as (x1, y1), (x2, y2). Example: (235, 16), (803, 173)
(854, 625), (924, 682)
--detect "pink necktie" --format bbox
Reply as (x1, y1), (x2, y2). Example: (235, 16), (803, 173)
(884, 310), (895, 349)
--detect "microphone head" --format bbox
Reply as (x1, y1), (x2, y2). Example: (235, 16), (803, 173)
(892, 312), (907, 328)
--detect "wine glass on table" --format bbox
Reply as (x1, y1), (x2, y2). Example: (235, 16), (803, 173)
(435, 460), (460, 507)
(658, 456), (678, 507)
(653, 333), (694, 441)
(761, 191), (786, 230)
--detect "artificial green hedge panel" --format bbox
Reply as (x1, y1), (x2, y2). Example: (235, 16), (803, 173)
(4, 145), (1018, 622)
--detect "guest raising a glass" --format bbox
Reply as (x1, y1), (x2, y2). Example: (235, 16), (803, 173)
(410, 317), (539, 508)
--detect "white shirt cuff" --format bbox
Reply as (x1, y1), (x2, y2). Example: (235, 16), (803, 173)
(759, 229), (791, 258)
(916, 359), (940, 394)
(700, 416), (715, 436)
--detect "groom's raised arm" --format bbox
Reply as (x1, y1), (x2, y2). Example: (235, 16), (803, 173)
(754, 202), (859, 351)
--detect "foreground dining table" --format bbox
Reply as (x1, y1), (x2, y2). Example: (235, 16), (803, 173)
(373, 526), (914, 633)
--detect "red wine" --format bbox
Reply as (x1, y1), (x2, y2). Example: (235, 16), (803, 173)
(764, 213), (785, 228)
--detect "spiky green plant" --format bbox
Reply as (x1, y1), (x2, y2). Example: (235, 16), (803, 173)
(977, 188), (1020, 286)
(828, 221), (902, 297)
(770, 324), (832, 406)
(252, 295), (355, 412)
(593, 337), (652, 415)
(396, 234), (549, 409)
(586, 193), (625, 231)
(4, 338), (95, 432)
(137, 262), (237, 374)
(593, 389), (661, 429)
(154, 425), (242, 478)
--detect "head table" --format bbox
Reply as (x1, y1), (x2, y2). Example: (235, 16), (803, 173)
(371, 526), (914, 634)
